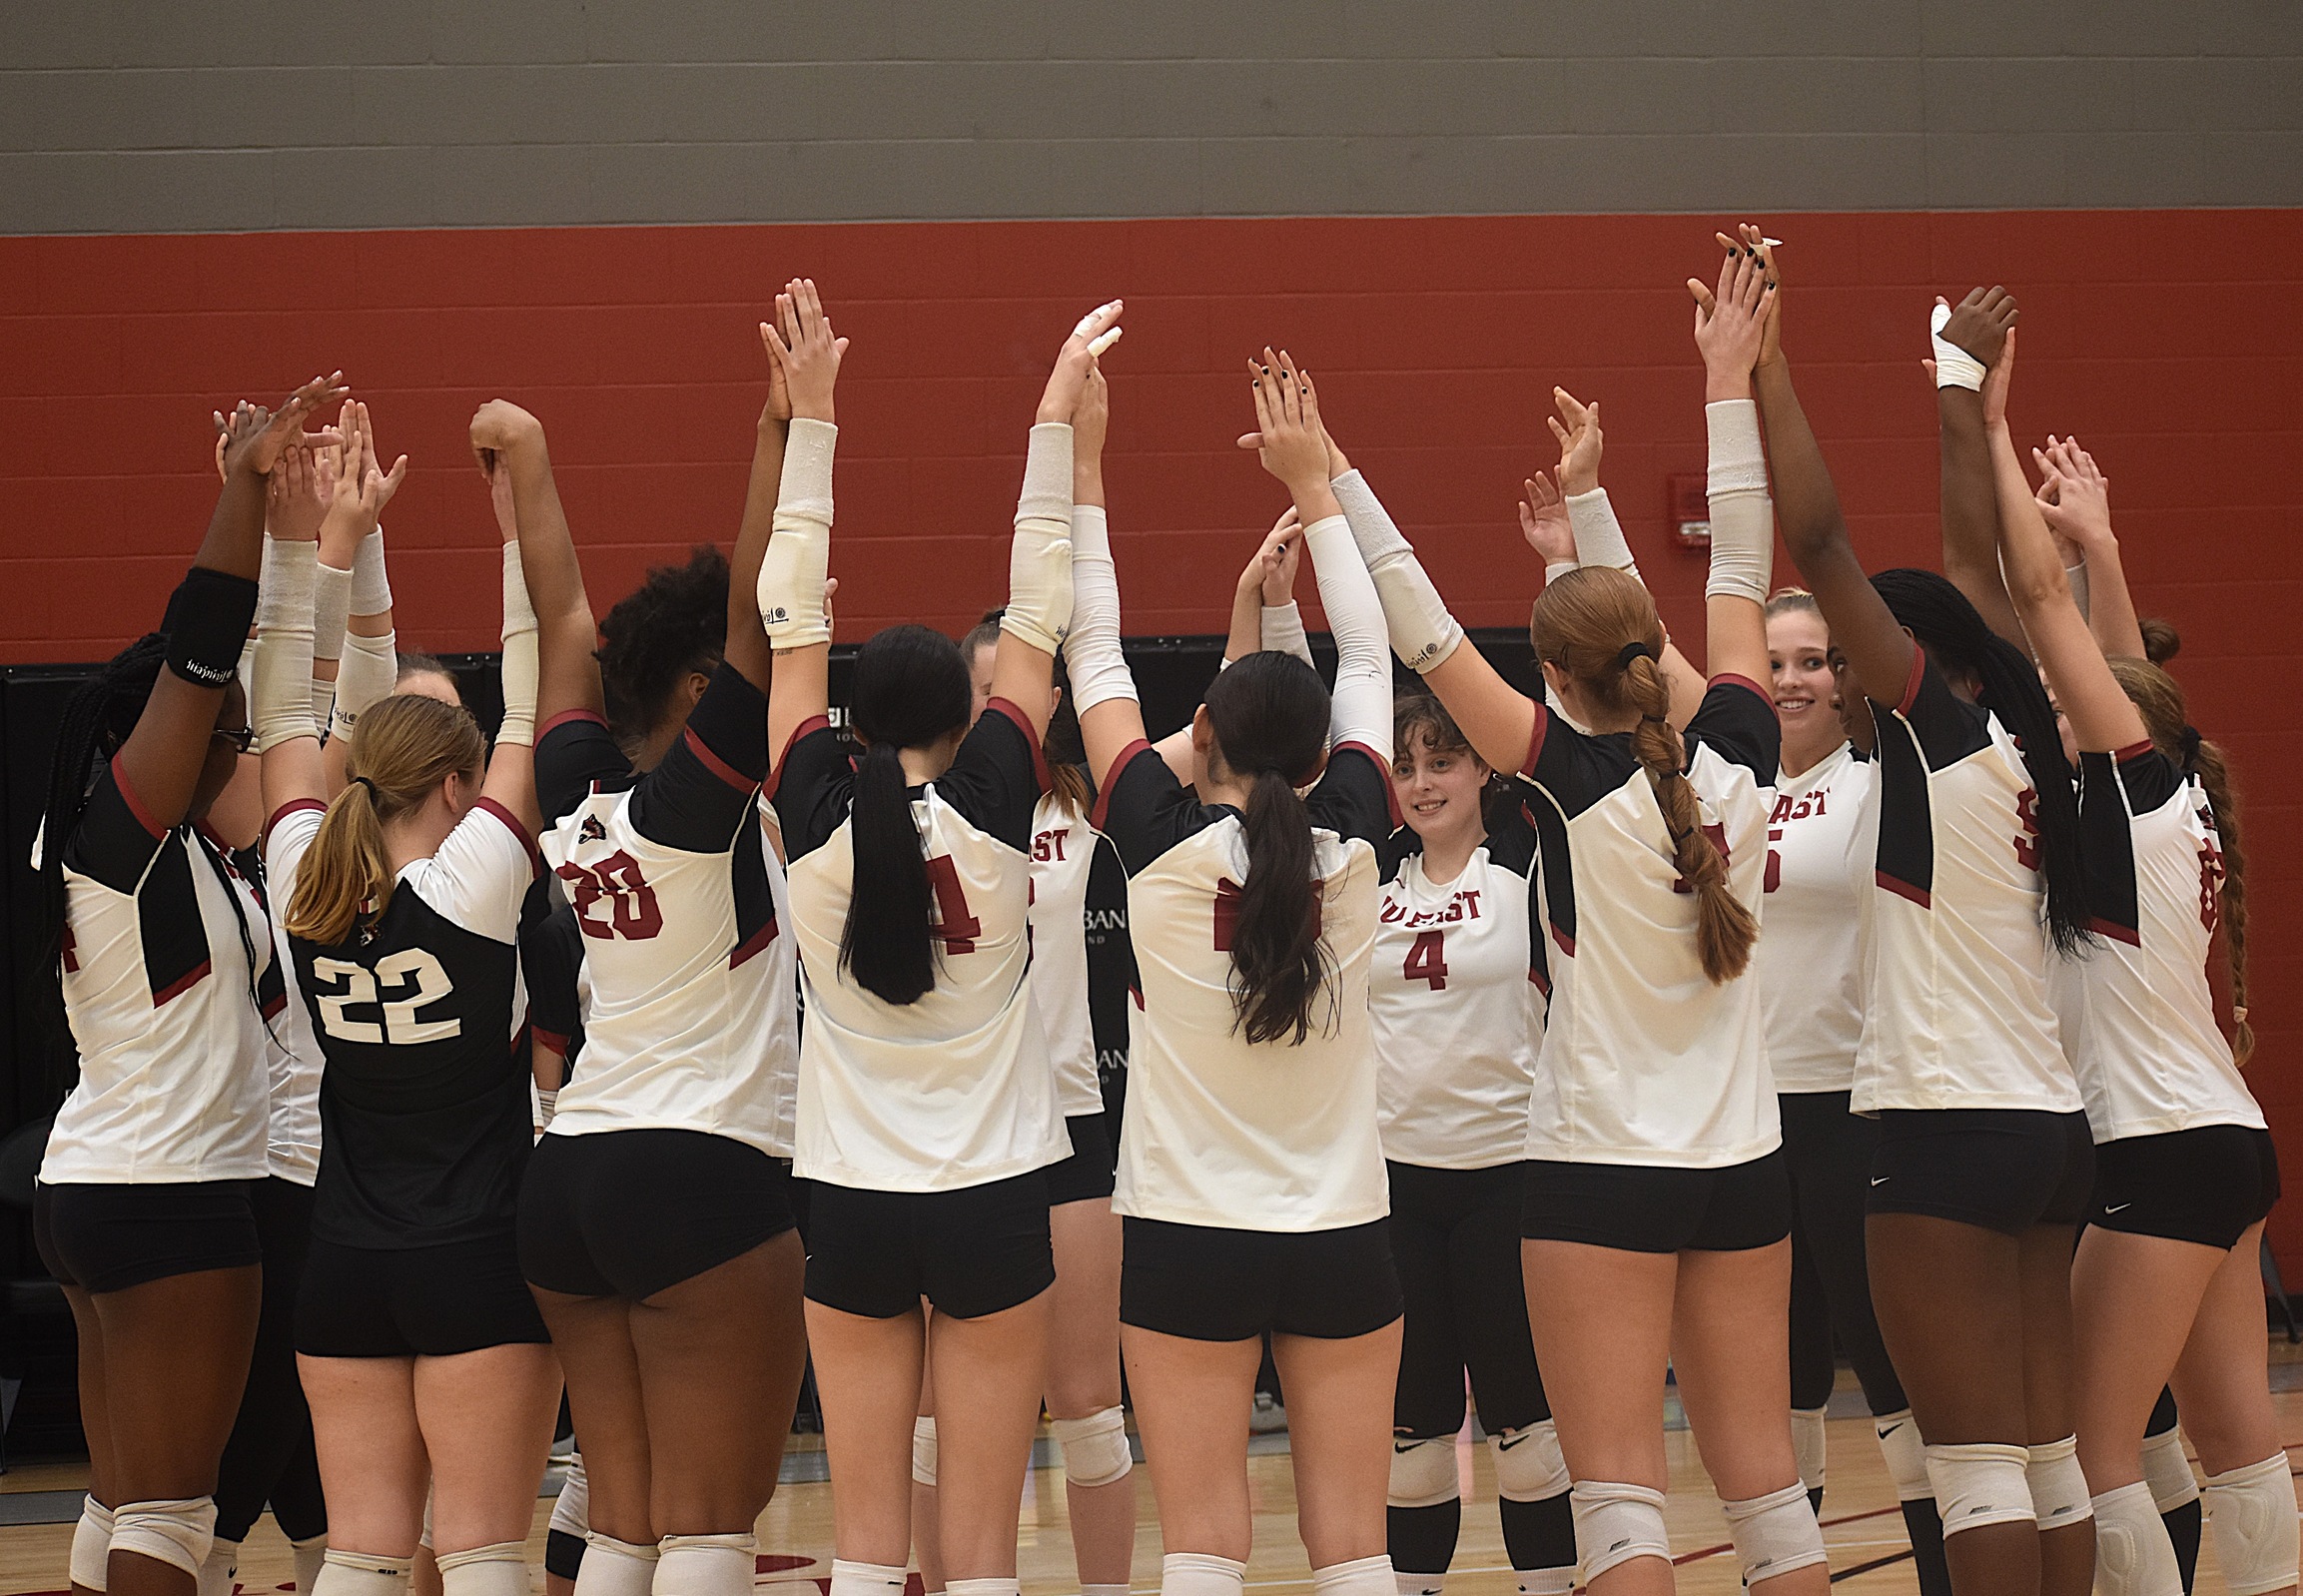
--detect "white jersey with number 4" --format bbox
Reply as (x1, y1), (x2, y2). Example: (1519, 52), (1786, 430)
(1756, 743), (1876, 1096)
(1370, 814), (1545, 1171)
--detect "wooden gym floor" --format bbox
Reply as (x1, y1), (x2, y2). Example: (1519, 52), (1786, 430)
(2, 1360), (2299, 1596)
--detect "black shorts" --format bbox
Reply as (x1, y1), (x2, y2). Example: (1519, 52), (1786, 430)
(2090, 1126), (2280, 1250)
(1121, 1215), (1402, 1341)
(297, 1232), (549, 1357)
(518, 1129), (796, 1301)
(1868, 1110), (2094, 1235)
(34, 1180), (262, 1293)
(1520, 1152), (1791, 1253)
(1045, 1115), (1118, 1206)
(805, 1170), (1054, 1320)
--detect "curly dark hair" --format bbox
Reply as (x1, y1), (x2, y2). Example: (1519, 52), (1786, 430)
(598, 546), (728, 745)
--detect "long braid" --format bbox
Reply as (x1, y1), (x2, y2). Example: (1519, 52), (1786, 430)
(1622, 651), (1758, 984)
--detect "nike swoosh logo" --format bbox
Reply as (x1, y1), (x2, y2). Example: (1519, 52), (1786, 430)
(2105, 1202), (2131, 1212)
(1394, 1441), (1422, 1453)
(1871, 1176), (1890, 1186)
(1496, 1433), (1529, 1449)
(1880, 1422), (1905, 1437)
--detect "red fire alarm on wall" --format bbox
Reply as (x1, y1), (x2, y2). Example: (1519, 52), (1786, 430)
(1669, 473), (1710, 547)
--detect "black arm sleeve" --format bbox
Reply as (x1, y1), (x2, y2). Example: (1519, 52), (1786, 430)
(1303, 744), (1397, 846)
(628, 662), (768, 854)
(1684, 676), (1783, 785)
(769, 719), (856, 864)
(62, 762), (169, 894)
(1092, 742), (1223, 876)
(933, 700), (1047, 854)
(534, 713), (632, 828)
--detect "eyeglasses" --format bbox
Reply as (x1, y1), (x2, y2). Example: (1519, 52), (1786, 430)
(213, 724), (255, 754)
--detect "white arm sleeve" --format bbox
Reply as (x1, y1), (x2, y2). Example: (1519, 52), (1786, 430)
(330, 629), (397, 742)
(1565, 488), (1640, 578)
(1544, 557), (1578, 585)
(1331, 467), (1464, 674)
(1704, 399), (1775, 604)
(253, 536), (321, 753)
(1062, 503), (1139, 714)
(1258, 601), (1313, 667)
(311, 559), (352, 724)
(496, 540), (539, 748)
(1301, 512), (1391, 756)
(756, 417), (836, 649)
(350, 527), (391, 613)
(1001, 422), (1074, 654)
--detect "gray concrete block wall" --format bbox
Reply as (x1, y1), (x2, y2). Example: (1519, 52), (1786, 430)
(1, 1), (2299, 233)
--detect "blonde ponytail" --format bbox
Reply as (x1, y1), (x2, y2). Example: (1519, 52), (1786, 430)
(284, 693), (486, 947)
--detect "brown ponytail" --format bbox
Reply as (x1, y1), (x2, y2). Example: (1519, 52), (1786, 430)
(2105, 656), (2250, 1065)
(285, 694), (486, 947)
(1531, 567), (1759, 985)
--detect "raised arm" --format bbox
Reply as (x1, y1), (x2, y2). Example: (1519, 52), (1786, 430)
(757, 279), (843, 763)
(727, 289), (804, 696)
(1225, 508), (1308, 667)
(1932, 288), (2028, 649)
(253, 444), (331, 820)
(1747, 232), (1917, 708)
(1688, 238), (1777, 687)
(470, 399), (599, 729)
(1067, 354), (1152, 789)
(1548, 387), (1708, 725)
(1276, 366), (1388, 758)
(117, 374), (346, 830)
(481, 453), (543, 836)
(1984, 336), (2147, 755)
(1519, 471), (1578, 588)
(2033, 435), (2146, 660)
(320, 403), (408, 786)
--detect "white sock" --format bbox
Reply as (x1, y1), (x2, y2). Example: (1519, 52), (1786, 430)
(436, 1543), (528, 1596)
(829, 1561), (909, 1596)
(2092, 1481), (2182, 1596)
(1162, 1552), (1246, 1596)
(292, 1534), (330, 1595)
(946, 1581), (1020, 1596)
(1396, 1571), (1442, 1596)
(1791, 1405), (1829, 1496)
(1313, 1555), (1398, 1596)
(197, 1536), (240, 1596)
(654, 1534), (755, 1596)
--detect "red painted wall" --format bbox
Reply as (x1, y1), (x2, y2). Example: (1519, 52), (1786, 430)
(3, 209), (2299, 1256)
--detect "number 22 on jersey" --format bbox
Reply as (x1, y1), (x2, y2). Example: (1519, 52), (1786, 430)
(310, 950), (460, 1045)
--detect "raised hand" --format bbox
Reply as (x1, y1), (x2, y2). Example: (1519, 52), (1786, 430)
(758, 317), (793, 426)
(1238, 506), (1303, 605)
(1074, 355), (1111, 464)
(1745, 226), (1785, 370)
(469, 398), (545, 461)
(1519, 471), (1574, 566)
(1688, 232), (1776, 400)
(272, 443), (329, 542)
(2034, 434), (2113, 551)
(1039, 300), (1123, 423)
(762, 278), (846, 424)
(1548, 388), (1604, 496)
(1249, 349), (1331, 498)
(1938, 286), (2019, 371)
(216, 371), (350, 480)
(320, 399), (407, 542)
(1980, 326), (2016, 429)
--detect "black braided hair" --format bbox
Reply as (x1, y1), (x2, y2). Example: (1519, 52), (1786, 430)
(1871, 567), (2092, 955)
(597, 546), (728, 748)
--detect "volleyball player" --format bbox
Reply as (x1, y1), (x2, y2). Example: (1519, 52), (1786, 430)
(1062, 347), (1400, 1596)
(1754, 232), (2096, 1596)
(1348, 242), (1819, 1596)
(34, 375), (346, 1596)
(1373, 681), (1577, 1596)
(1756, 585), (1953, 1596)
(1981, 342), (2292, 1596)
(252, 414), (559, 1596)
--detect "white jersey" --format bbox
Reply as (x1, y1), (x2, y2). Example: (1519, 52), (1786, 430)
(776, 701), (1068, 1193)
(532, 665), (799, 1156)
(1515, 677), (1780, 1169)
(2053, 743), (2261, 1142)
(1856, 654), (2079, 1114)
(1370, 816), (1545, 1171)
(1029, 789), (1103, 1119)
(260, 909), (325, 1187)
(1756, 744), (1877, 1096)
(1099, 738), (1396, 1232)
(42, 760), (277, 1186)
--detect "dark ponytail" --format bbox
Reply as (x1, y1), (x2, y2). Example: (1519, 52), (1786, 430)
(839, 624), (973, 1006)
(1204, 651), (1334, 1046)
(1872, 568), (2091, 956)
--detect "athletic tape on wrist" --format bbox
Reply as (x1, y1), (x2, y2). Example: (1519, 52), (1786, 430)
(1929, 303), (1987, 392)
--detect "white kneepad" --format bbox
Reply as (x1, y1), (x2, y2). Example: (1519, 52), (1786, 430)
(1873, 1410), (1934, 1503)
(311, 1549), (414, 1596)
(2025, 1436), (2092, 1533)
(1053, 1406), (1135, 1489)
(1570, 1481), (1671, 1580)
(578, 1533), (659, 1596)
(913, 1414), (939, 1488)
(656, 1532), (758, 1596)
(2204, 1453), (2301, 1596)
(1160, 1553), (1247, 1596)
(1389, 1435), (1461, 1509)
(434, 1542), (529, 1596)
(110, 1498), (218, 1580)
(1926, 1442), (2035, 1537)
(2089, 1480), (2181, 1596)
(1724, 1483), (1829, 1585)
(2142, 1426), (2201, 1511)
(1490, 1421), (1571, 1502)
(548, 1454), (589, 1539)
(71, 1497), (114, 1592)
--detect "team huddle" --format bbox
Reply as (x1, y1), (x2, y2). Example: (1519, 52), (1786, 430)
(27, 229), (2279, 1596)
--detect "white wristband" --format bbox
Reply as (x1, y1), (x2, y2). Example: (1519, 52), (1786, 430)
(1544, 558), (1578, 585)
(758, 418), (836, 649)
(1929, 302), (1986, 392)
(312, 562), (352, 665)
(351, 527), (391, 613)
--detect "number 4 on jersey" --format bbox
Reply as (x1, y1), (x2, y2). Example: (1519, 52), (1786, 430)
(1402, 929), (1449, 991)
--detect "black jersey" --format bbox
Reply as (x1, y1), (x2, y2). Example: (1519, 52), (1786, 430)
(271, 797), (539, 1248)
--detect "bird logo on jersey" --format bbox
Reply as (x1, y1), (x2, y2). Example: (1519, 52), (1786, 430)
(578, 815), (607, 844)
